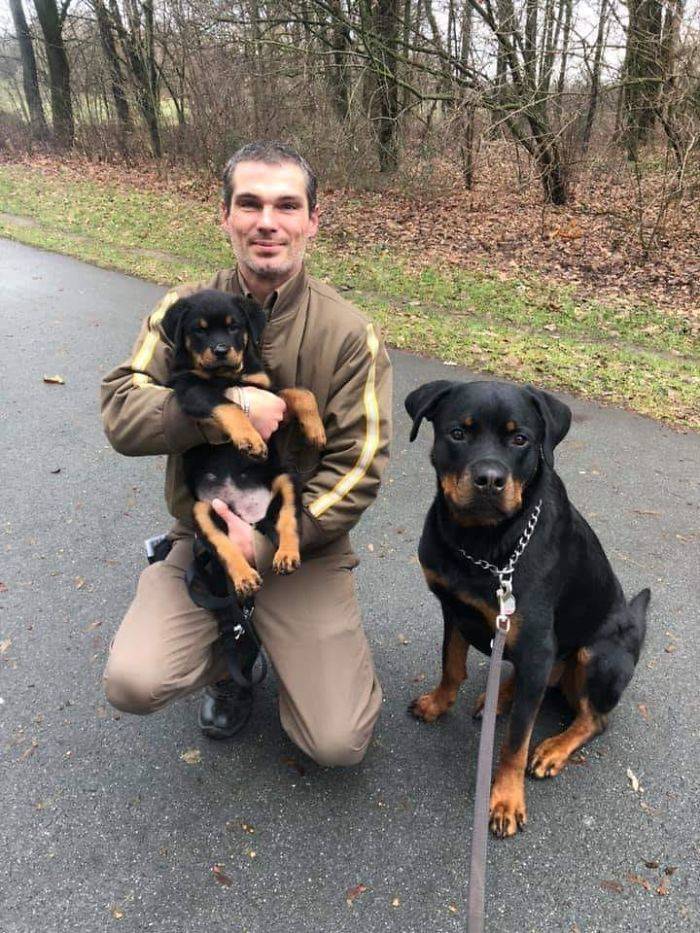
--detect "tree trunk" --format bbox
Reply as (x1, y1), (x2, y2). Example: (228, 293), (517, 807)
(33, 0), (74, 147)
(9, 0), (49, 140)
(581, 0), (608, 153)
(93, 0), (132, 139)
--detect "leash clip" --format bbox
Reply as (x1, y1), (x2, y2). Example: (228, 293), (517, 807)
(232, 623), (245, 641)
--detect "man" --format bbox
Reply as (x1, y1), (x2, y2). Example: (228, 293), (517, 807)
(101, 142), (392, 767)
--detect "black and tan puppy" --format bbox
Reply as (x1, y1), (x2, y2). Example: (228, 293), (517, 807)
(162, 289), (326, 598)
(406, 379), (649, 838)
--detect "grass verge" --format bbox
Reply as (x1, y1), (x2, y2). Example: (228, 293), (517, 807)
(0, 162), (697, 428)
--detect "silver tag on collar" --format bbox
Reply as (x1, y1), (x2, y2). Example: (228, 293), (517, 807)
(497, 580), (516, 616)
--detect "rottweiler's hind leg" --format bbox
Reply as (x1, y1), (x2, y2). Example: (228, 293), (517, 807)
(278, 388), (326, 449)
(473, 671), (516, 719)
(192, 501), (261, 599)
(270, 475), (301, 576)
(528, 649), (607, 779)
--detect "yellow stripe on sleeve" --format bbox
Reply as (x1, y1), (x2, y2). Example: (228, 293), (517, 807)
(308, 324), (380, 519)
(130, 290), (179, 388)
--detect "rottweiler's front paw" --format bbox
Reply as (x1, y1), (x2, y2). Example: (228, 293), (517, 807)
(489, 780), (527, 838)
(528, 736), (570, 779)
(273, 548), (300, 575)
(409, 690), (450, 723)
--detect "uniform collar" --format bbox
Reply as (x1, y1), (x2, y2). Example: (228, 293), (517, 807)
(235, 267), (308, 321)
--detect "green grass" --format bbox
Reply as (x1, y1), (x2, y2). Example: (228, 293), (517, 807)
(0, 162), (697, 428)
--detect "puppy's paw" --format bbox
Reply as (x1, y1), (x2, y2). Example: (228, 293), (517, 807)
(233, 567), (262, 599)
(273, 547), (300, 575)
(489, 780), (527, 839)
(472, 687), (513, 720)
(528, 736), (570, 779)
(237, 434), (268, 462)
(303, 419), (326, 450)
(409, 690), (450, 723)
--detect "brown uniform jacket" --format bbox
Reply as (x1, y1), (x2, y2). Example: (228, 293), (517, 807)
(100, 267), (393, 570)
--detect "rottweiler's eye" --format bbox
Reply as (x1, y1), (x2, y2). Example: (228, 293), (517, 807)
(449, 428), (465, 441)
(512, 434), (529, 447)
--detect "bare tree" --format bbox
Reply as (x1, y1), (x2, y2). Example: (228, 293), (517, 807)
(9, 0), (49, 140)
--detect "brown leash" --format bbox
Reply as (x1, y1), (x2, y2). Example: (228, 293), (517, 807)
(467, 622), (508, 933)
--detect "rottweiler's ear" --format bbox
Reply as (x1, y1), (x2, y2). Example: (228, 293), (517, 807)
(161, 297), (190, 348)
(238, 297), (266, 347)
(525, 386), (571, 467)
(405, 380), (455, 442)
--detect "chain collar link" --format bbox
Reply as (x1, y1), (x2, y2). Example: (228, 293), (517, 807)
(458, 499), (542, 581)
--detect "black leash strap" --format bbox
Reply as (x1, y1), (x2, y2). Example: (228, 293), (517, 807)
(185, 547), (267, 689)
(467, 625), (507, 933)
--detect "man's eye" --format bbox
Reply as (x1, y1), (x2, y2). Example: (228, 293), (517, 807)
(450, 428), (465, 441)
(512, 434), (529, 446)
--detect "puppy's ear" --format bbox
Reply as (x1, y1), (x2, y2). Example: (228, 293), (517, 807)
(161, 297), (191, 348)
(525, 386), (571, 467)
(238, 297), (266, 347)
(405, 380), (455, 442)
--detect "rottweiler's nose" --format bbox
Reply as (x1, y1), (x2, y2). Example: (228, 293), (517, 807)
(472, 461), (507, 492)
(213, 344), (229, 358)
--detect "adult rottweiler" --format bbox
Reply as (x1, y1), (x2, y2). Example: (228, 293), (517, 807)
(405, 379), (649, 838)
(162, 289), (325, 598)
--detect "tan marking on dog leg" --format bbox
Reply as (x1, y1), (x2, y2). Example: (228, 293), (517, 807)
(242, 371), (272, 390)
(270, 474), (300, 575)
(278, 388), (326, 448)
(410, 627), (469, 722)
(212, 404), (267, 460)
(192, 501), (261, 598)
(529, 649), (606, 778)
(489, 733), (532, 839)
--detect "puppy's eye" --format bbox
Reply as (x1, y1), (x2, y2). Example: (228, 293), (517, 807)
(512, 434), (529, 447)
(449, 428), (465, 441)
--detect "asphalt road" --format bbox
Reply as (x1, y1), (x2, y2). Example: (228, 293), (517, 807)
(1, 238), (698, 933)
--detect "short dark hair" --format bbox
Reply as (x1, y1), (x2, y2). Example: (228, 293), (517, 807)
(221, 141), (318, 216)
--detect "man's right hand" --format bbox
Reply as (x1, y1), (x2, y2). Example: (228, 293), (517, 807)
(224, 386), (286, 441)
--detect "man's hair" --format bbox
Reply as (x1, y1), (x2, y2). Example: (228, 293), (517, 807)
(221, 141), (318, 216)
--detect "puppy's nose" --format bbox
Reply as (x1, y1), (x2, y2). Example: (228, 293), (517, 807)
(472, 461), (507, 492)
(213, 344), (229, 358)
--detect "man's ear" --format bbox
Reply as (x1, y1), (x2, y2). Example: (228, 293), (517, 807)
(525, 385), (571, 467)
(238, 297), (266, 348)
(404, 380), (455, 442)
(161, 297), (190, 349)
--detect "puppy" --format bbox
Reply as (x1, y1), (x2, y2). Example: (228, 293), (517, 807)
(162, 289), (325, 598)
(405, 379), (649, 838)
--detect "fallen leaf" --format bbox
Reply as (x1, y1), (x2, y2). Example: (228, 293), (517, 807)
(18, 738), (39, 762)
(281, 756), (306, 776)
(212, 864), (232, 886)
(600, 880), (624, 894)
(84, 620), (103, 631)
(626, 872), (651, 892)
(0, 582), (7, 593)
(75, 577), (86, 590)
(346, 883), (367, 905)
(447, 902), (459, 914)
(664, 865), (677, 876)
(43, 375), (65, 384)
(397, 633), (410, 645)
(656, 876), (670, 896)
(637, 704), (650, 721)
(110, 905), (124, 919)
(180, 748), (202, 765)
(665, 643), (676, 653)
(627, 768), (641, 793)
(367, 543), (375, 552)
(0, 639), (12, 655)
(50, 468), (61, 474)
(391, 896), (400, 907)
(643, 859), (660, 869)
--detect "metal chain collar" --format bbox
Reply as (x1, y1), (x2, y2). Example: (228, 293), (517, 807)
(458, 499), (543, 632)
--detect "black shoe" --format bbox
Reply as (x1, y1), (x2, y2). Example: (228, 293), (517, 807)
(199, 679), (253, 739)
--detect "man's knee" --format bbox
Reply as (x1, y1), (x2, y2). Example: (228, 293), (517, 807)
(302, 712), (380, 767)
(103, 656), (165, 715)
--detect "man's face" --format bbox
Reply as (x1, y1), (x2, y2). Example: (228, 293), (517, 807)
(220, 160), (319, 286)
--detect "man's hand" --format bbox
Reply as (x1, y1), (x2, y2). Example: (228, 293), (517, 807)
(224, 386), (287, 441)
(211, 498), (256, 565)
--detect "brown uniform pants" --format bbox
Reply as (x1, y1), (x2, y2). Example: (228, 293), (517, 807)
(103, 529), (382, 767)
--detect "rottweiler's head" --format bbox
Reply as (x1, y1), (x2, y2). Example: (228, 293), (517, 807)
(161, 289), (266, 376)
(405, 380), (571, 526)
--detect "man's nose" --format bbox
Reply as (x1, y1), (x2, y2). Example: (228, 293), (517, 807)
(257, 205), (277, 229)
